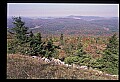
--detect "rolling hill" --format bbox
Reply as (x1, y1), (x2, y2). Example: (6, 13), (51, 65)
(7, 16), (119, 36)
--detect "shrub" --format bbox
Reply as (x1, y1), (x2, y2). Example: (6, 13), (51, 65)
(64, 56), (80, 64)
(7, 40), (18, 54)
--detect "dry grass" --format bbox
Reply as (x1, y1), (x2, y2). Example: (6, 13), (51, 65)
(7, 54), (118, 80)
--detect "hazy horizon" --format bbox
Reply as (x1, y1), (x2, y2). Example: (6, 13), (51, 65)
(7, 3), (119, 18)
(7, 15), (119, 18)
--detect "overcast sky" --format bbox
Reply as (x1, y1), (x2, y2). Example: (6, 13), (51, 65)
(7, 3), (119, 17)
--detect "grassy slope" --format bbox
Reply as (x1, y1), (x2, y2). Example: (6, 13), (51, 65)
(7, 54), (118, 80)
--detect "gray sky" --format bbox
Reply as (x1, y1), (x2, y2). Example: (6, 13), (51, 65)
(7, 3), (119, 17)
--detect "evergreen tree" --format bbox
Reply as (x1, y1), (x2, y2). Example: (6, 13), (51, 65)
(11, 17), (28, 43)
(44, 38), (59, 58)
(35, 32), (42, 43)
(29, 30), (34, 38)
(60, 33), (64, 45)
(74, 40), (92, 66)
(8, 17), (29, 54)
(60, 33), (63, 41)
(103, 33), (119, 67)
(106, 33), (119, 54)
(7, 17), (59, 57)
(28, 32), (44, 56)
(96, 33), (119, 74)
(76, 41), (86, 57)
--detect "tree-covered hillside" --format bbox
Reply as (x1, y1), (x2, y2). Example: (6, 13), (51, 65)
(7, 17), (119, 79)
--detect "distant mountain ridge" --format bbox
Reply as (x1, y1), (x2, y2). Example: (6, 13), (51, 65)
(7, 16), (119, 36)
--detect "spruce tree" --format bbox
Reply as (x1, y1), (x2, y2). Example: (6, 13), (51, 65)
(75, 40), (92, 66)
(76, 41), (86, 57)
(60, 33), (64, 45)
(28, 32), (44, 56)
(60, 33), (63, 41)
(106, 33), (119, 54)
(11, 17), (28, 43)
(8, 17), (29, 54)
(97, 33), (119, 74)
(29, 30), (34, 38)
(35, 32), (42, 43)
(44, 38), (59, 58)
(104, 33), (119, 66)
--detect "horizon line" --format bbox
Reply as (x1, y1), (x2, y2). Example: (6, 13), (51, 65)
(7, 15), (119, 18)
